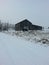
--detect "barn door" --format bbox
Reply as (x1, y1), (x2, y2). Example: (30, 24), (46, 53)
(23, 26), (29, 31)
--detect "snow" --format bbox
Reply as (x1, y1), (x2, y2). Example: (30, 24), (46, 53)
(0, 32), (49, 65)
(2, 30), (49, 44)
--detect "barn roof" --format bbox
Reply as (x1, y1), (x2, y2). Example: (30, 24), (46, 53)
(15, 19), (42, 27)
(15, 19), (32, 25)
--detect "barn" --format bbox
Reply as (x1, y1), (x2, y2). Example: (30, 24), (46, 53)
(15, 19), (42, 31)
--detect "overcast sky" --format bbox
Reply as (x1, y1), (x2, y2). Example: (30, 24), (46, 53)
(0, 0), (49, 27)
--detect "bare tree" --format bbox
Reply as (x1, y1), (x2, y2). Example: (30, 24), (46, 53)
(0, 20), (2, 31)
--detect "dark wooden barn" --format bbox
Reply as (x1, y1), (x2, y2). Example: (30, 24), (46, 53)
(15, 19), (42, 31)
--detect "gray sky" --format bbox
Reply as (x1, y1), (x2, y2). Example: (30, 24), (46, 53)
(0, 0), (49, 27)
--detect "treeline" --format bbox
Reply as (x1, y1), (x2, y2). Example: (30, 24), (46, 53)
(0, 20), (15, 31)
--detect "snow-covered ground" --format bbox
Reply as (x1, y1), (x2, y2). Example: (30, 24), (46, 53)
(0, 31), (49, 65)
(2, 29), (49, 45)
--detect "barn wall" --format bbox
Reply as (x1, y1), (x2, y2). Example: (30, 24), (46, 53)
(15, 23), (20, 30)
(15, 23), (23, 31)
(15, 23), (42, 31)
(31, 25), (42, 30)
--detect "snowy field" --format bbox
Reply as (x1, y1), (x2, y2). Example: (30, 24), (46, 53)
(0, 30), (49, 65)
(2, 29), (49, 45)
